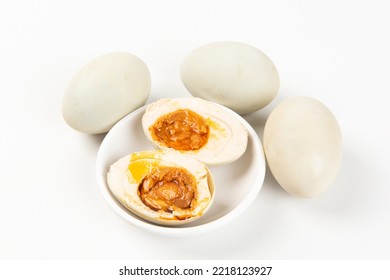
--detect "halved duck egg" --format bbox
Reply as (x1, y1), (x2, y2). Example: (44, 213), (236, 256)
(107, 150), (215, 225)
(142, 98), (248, 165)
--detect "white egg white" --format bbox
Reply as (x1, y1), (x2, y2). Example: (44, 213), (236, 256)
(107, 150), (214, 225)
(142, 98), (248, 165)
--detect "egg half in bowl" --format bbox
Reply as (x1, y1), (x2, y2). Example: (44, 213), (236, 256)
(142, 98), (248, 165)
(107, 150), (215, 225)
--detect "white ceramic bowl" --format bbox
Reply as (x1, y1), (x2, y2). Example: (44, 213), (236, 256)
(96, 104), (265, 236)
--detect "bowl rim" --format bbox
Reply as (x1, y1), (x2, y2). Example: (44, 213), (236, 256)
(96, 103), (265, 236)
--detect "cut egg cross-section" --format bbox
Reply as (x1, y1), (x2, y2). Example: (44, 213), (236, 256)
(107, 150), (215, 225)
(142, 98), (248, 165)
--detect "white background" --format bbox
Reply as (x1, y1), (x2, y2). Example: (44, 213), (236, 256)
(1, 0), (389, 260)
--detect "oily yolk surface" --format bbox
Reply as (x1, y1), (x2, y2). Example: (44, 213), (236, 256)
(149, 109), (209, 151)
(138, 166), (196, 214)
(128, 160), (150, 183)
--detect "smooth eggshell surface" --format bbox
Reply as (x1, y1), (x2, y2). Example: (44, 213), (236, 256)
(181, 41), (279, 115)
(62, 52), (151, 134)
(263, 97), (342, 197)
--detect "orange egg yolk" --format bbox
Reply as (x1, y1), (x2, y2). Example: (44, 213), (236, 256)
(138, 166), (197, 214)
(149, 109), (210, 151)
